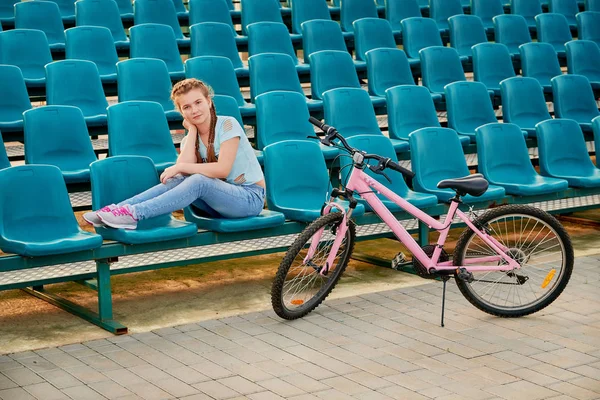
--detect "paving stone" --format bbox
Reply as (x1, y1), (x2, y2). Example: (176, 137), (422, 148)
(218, 376), (265, 395)
(319, 376), (370, 396)
(247, 391), (285, 400)
(547, 381), (600, 400)
(102, 369), (147, 388)
(189, 360), (234, 380)
(484, 380), (560, 400)
(193, 380), (241, 399)
(153, 377), (199, 398)
(125, 382), (174, 400)
(0, 373), (17, 390)
(279, 373), (331, 393)
(61, 385), (107, 400)
(2, 367), (44, 386)
(23, 382), (68, 400)
(37, 369), (83, 389)
(0, 387), (37, 400)
(88, 381), (134, 399)
(532, 349), (599, 369)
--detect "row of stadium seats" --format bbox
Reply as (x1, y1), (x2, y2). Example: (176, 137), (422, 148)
(1, 116), (599, 256)
(2, 39), (600, 139)
(2, 0), (597, 54)
(1, 80), (599, 181)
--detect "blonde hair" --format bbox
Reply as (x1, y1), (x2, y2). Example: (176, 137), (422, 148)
(171, 78), (218, 163)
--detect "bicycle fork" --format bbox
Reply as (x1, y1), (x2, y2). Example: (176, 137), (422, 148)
(303, 202), (353, 276)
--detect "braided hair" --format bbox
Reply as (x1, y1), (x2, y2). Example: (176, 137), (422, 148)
(171, 78), (218, 163)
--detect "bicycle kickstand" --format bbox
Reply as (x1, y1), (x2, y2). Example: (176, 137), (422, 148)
(440, 276), (451, 328)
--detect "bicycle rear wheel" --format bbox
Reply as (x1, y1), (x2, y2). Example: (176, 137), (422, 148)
(453, 205), (573, 317)
(271, 212), (356, 320)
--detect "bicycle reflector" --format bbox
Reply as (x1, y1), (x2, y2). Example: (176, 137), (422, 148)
(291, 299), (304, 305)
(541, 269), (556, 289)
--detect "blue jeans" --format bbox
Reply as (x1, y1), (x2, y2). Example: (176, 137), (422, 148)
(118, 174), (265, 220)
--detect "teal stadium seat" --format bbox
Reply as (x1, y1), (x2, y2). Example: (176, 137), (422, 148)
(190, 22), (249, 79)
(44, 0), (76, 24)
(45, 60), (109, 128)
(536, 119), (600, 187)
(384, 0), (421, 38)
(263, 140), (365, 222)
(519, 42), (563, 93)
(471, 0), (505, 31)
(172, 0), (188, 20)
(353, 17), (397, 64)
(0, 65), (32, 134)
(323, 87), (410, 153)
(549, 0), (579, 27)
(23, 105), (97, 183)
(0, 131), (9, 170)
(511, 0), (543, 29)
(188, 0), (247, 48)
(341, 135), (438, 212)
(301, 20), (362, 69)
(134, 0), (190, 47)
(500, 77), (552, 137)
(339, 0), (378, 33)
(587, 0), (600, 9)
(419, 46), (467, 101)
(116, 58), (182, 122)
(0, 0), (18, 26)
(401, 17), (443, 67)
(493, 14), (532, 57)
(255, 90), (337, 159)
(247, 22), (309, 75)
(445, 81), (505, 143)
(386, 85), (473, 144)
(248, 53), (322, 111)
(0, 30), (52, 89)
(129, 23), (185, 80)
(472, 43), (516, 96)
(185, 56), (256, 119)
(566, 40), (600, 89)
(15, 1), (65, 51)
(535, 13), (572, 58)
(65, 27), (119, 84)
(75, 0), (129, 51)
(90, 156), (198, 243)
(408, 127), (506, 202)
(241, 0), (300, 42)
(114, 0), (134, 23)
(576, 12), (600, 50)
(291, 0), (333, 36)
(448, 15), (488, 60)
(212, 94), (245, 128)
(107, 101), (178, 173)
(365, 48), (418, 98)
(476, 123), (569, 195)
(552, 74), (600, 131)
(309, 50), (386, 109)
(0, 165), (103, 256)
(430, 0), (464, 34)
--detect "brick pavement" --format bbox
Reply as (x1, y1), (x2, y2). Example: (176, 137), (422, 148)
(1, 255), (599, 400)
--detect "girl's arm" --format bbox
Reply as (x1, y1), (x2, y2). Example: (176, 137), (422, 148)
(177, 121), (199, 164)
(160, 137), (240, 183)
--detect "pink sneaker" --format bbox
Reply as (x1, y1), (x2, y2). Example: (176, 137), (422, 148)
(97, 205), (138, 230)
(82, 204), (116, 227)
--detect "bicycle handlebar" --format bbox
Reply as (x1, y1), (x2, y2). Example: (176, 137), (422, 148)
(308, 117), (415, 179)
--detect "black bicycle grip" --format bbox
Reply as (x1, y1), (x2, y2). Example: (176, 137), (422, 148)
(387, 160), (416, 179)
(308, 116), (326, 130)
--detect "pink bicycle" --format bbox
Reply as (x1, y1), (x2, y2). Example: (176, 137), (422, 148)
(271, 118), (573, 325)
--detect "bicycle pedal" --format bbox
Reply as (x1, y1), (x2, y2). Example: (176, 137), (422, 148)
(391, 252), (407, 270)
(456, 268), (474, 283)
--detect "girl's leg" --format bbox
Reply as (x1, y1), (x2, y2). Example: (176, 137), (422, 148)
(190, 198), (222, 218)
(116, 175), (186, 207)
(130, 174), (264, 220)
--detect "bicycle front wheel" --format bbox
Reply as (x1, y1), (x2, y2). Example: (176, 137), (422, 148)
(271, 212), (356, 320)
(453, 205), (573, 317)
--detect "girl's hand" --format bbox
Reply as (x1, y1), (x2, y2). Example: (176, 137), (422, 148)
(183, 118), (197, 135)
(160, 164), (181, 184)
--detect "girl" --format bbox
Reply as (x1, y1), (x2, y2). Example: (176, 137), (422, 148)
(84, 79), (265, 230)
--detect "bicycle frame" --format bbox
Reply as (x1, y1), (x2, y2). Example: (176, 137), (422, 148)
(310, 166), (521, 275)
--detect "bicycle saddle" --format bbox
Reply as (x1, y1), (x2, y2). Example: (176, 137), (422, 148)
(437, 173), (489, 197)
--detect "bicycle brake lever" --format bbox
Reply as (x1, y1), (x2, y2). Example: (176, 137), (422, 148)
(367, 164), (392, 184)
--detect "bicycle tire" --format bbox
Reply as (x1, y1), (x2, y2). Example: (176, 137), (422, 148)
(453, 204), (573, 317)
(271, 212), (356, 320)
